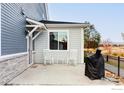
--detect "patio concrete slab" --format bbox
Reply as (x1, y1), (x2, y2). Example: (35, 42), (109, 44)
(7, 64), (117, 85)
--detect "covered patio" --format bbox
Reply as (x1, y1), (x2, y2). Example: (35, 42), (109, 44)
(7, 64), (116, 85)
(5, 18), (119, 85)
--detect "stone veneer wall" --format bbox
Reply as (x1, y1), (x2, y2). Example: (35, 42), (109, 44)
(0, 52), (32, 85)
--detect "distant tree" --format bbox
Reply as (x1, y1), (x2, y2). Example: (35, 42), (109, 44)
(84, 22), (101, 49)
(84, 25), (91, 48)
(102, 39), (112, 54)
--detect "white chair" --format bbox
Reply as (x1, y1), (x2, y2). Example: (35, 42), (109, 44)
(54, 51), (63, 64)
(51, 50), (56, 64)
(57, 51), (68, 64)
(66, 51), (69, 64)
(69, 49), (78, 65)
(43, 49), (52, 65)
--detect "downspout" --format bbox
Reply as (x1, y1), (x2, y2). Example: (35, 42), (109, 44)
(29, 34), (33, 64)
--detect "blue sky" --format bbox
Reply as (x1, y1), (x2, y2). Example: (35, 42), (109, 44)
(48, 3), (124, 43)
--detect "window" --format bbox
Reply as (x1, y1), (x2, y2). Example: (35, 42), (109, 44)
(49, 31), (68, 50)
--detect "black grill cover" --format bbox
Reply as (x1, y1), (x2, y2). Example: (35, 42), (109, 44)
(85, 49), (105, 80)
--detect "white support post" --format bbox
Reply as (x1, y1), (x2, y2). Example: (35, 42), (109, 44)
(32, 32), (41, 40)
(26, 35), (29, 52)
(30, 34), (33, 64)
(27, 26), (38, 64)
(28, 34), (33, 64)
(29, 26), (38, 36)
(26, 18), (48, 64)
(26, 18), (48, 30)
(28, 35), (31, 64)
(26, 25), (40, 27)
(27, 34), (30, 64)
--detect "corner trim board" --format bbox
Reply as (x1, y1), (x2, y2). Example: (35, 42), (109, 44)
(81, 28), (84, 63)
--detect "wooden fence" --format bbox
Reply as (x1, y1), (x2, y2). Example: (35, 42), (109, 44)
(105, 55), (124, 77)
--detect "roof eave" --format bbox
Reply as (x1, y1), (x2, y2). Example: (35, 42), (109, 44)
(45, 23), (90, 28)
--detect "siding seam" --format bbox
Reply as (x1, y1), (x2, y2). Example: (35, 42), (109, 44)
(1, 3), (26, 55)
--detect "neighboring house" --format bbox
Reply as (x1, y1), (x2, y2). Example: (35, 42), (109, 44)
(0, 3), (89, 85)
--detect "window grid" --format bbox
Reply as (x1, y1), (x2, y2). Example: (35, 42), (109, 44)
(49, 31), (68, 50)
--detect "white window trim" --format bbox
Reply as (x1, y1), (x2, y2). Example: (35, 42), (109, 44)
(48, 30), (69, 51)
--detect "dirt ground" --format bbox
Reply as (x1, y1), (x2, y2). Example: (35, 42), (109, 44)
(105, 70), (124, 84)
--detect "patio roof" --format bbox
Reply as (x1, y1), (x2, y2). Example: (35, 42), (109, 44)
(26, 18), (48, 40)
(40, 19), (90, 28)
(40, 20), (83, 24)
(25, 18), (91, 40)
(26, 18), (90, 29)
(25, 18), (90, 65)
(26, 18), (47, 30)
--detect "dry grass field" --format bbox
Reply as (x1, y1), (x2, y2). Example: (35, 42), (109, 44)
(84, 46), (124, 57)
(84, 47), (124, 84)
(99, 46), (124, 57)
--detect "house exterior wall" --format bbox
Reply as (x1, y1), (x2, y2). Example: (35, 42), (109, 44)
(0, 4), (1, 56)
(22, 3), (48, 21)
(1, 3), (48, 56)
(1, 3), (27, 55)
(34, 30), (48, 64)
(0, 3), (48, 85)
(0, 52), (32, 85)
(69, 28), (82, 63)
(34, 27), (83, 64)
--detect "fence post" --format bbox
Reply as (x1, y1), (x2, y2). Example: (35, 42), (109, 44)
(106, 55), (108, 62)
(118, 56), (120, 76)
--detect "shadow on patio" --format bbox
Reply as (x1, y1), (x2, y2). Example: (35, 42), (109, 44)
(7, 64), (117, 85)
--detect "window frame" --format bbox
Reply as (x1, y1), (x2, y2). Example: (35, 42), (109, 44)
(48, 30), (69, 51)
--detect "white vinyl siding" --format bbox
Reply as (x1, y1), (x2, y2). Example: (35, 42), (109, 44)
(34, 27), (82, 64)
(1, 3), (27, 55)
(34, 30), (48, 63)
(1, 3), (47, 55)
(69, 28), (82, 63)
(22, 3), (46, 21)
